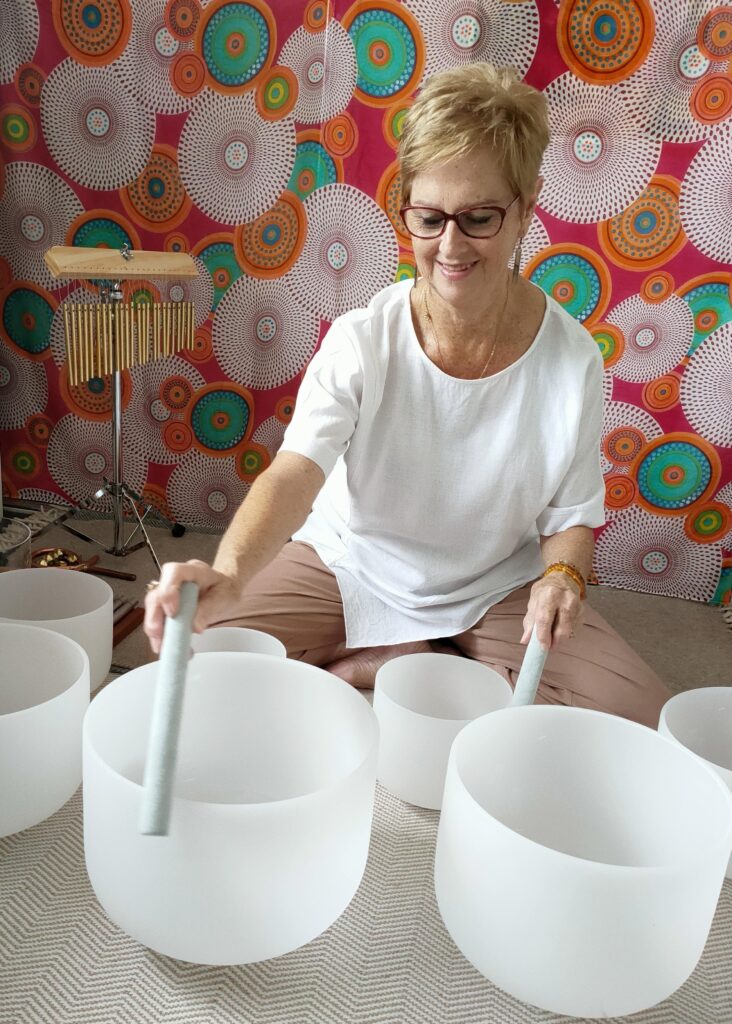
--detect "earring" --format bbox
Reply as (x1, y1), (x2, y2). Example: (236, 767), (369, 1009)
(512, 238), (523, 280)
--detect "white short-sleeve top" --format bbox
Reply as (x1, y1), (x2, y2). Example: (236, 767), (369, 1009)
(280, 279), (605, 647)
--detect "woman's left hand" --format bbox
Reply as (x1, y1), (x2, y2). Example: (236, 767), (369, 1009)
(521, 573), (583, 650)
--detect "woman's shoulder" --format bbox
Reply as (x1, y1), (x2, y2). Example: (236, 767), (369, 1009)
(335, 280), (411, 333)
(537, 288), (603, 369)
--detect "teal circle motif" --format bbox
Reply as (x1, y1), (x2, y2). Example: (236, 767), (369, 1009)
(70, 218), (135, 250)
(348, 8), (416, 98)
(288, 140), (337, 200)
(202, 3), (270, 88)
(2, 288), (53, 356)
(197, 242), (242, 309)
(711, 566), (732, 607)
(191, 388), (250, 451)
(529, 253), (601, 322)
(682, 282), (732, 356)
(636, 441), (712, 510)
(83, 5), (102, 29)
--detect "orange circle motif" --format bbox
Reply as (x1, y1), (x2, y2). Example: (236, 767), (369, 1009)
(642, 374), (681, 412)
(604, 474), (637, 510)
(323, 113), (358, 158)
(52, 0), (133, 66)
(234, 191), (306, 279)
(304, 0), (331, 33)
(598, 176), (686, 271)
(640, 271), (675, 304)
(689, 73), (732, 126)
(557, 0), (655, 85)
(170, 52), (206, 97)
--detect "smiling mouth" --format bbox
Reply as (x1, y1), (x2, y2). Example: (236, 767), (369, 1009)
(438, 261), (477, 271)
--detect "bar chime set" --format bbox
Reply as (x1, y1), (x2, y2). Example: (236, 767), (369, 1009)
(45, 245), (197, 387)
(42, 245), (198, 566)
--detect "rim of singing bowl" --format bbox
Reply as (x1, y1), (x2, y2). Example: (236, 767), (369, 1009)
(0, 622), (90, 717)
(376, 652), (513, 721)
(450, 705), (732, 874)
(84, 652), (379, 808)
(0, 567), (113, 622)
(659, 687), (732, 777)
(190, 626), (286, 656)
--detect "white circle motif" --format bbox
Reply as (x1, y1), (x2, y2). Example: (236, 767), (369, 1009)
(641, 550), (669, 574)
(573, 130), (602, 163)
(0, 0), (39, 85)
(84, 452), (106, 474)
(256, 316), (277, 343)
(634, 327), (657, 348)
(20, 215), (45, 242)
(680, 123), (732, 264)
(208, 490), (228, 513)
(225, 140), (249, 170)
(154, 26), (179, 58)
(169, 284), (185, 302)
(307, 60), (325, 84)
(150, 399), (170, 423)
(85, 108), (111, 138)
(678, 44), (709, 80)
(0, 366), (10, 388)
(451, 15), (481, 49)
(326, 240), (349, 271)
(0, 340), (47, 429)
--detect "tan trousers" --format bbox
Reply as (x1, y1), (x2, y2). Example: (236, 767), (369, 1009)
(216, 541), (671, 729)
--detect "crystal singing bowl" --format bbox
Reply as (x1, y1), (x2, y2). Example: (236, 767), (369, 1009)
(83, 652), (379, 965)
(659, 687), (732, 878)
(0, 623), (89, 837)
(0, 568), (113, 691)
(374, 652), (513, 809)
(190, 625), (286, 657)
(434, 706), (732, 1019)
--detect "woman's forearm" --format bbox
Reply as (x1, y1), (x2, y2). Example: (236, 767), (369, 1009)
(212, 451), (325, 588)
(539, 525), (594, 582)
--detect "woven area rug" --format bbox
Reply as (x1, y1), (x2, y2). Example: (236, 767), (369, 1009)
(1, 785), (731, 1024)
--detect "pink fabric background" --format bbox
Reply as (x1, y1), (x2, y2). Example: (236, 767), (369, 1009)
(0, 0), (730, 605)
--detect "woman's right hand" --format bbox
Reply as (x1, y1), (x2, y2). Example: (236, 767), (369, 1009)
(143, 558), (241, 655)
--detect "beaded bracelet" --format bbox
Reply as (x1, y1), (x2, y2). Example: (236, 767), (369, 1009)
(542, 561), (586, 599)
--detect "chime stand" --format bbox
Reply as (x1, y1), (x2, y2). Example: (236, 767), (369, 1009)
(44, 244), (196, 573)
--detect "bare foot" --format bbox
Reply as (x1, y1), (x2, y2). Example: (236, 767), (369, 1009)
(325, 640), (432, 689)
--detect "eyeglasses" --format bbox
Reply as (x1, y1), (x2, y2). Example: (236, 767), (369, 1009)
(399, 196), (520, 239)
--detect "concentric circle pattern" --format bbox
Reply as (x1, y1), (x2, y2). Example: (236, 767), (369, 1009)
(179, 88), (296, 223)
(53, 0), (132, 65)
(126, 355), (204, 465)
(557, 0), (654, 84)
(591, 321), (624, 368)
(642, 373), (681, 412)
(194, 234), (242, 310)
(680, 321), (732, 448)
(684, 501), (731, 545)
(679, 274), (732, 356)
(234, 190), (306, 278)
(680, 123), (732, 266)
(607, 293), (693, 383)
(526, 243), (610, 323)
(0, 338), (48, 430)
(255, 64), (298, 120)
(198, 0), (275, 93)
(1, 103), (37, 152)
(66, 208), (141, 252)
(279, 22), (357, 123)
(600, 400), (662, 475)
(618, 1), (728, 143)
(287, 134), (340, 200)
(714, 481), (732, 548)
(344, 0), (424, 106)
(41, 59), (155, 190)
(408, 0), (538, 79)
(15, 63), (45, 107)
(166, 450), (250, 530)
(1, 282), (56, 361)
(697, 5), (732, 60)
(594, 506), (722, 601)
(284, 183), (399, 321)
(120, 143), (191, 233)
(187, 382), (254, 455)
(0, 0), (40, 85)
(47, 413), (146, 509)
(598, 176), (686, 270)
(112, 0), (195, 115)
(252, 414), (287, 457)
(640, 270), (674, 303)
(540, 73), (661, 223)
(213, 275), (320, 389)
(634, 432), (721, 514)
(0, 163), (84, 291)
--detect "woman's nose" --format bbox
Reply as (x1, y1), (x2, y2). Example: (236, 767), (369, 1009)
(439, 218), (472, 254)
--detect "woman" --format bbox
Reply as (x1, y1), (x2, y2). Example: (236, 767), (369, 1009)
(145, 63), (670, 727)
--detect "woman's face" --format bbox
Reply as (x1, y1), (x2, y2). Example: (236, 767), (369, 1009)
(408, 146), (541, 313)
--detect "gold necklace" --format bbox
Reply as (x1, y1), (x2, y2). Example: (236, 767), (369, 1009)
(421, 284), (508, 379)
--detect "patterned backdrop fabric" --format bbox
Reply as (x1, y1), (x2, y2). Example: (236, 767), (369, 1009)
(0, 0), (731, 605)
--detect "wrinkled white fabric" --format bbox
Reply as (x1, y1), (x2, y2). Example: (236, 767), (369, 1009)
(281, 280), (605, 646)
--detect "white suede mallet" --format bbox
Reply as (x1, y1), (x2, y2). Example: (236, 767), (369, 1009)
(511, 626), (549, 707)
(139, 580), (199, 836)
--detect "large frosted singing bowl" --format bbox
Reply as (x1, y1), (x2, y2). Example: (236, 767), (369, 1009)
(0, 568), (112, 690)
(435, 706), (732, 1018)
(0, 623), (89, 837)
(190, 625), (286, 657)
(659, 687), (732, 878)
(374, 652), (512, 809)
(83, 652), (378, 965)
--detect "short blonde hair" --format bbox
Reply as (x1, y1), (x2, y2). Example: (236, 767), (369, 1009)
(399, 63), (549, 207)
